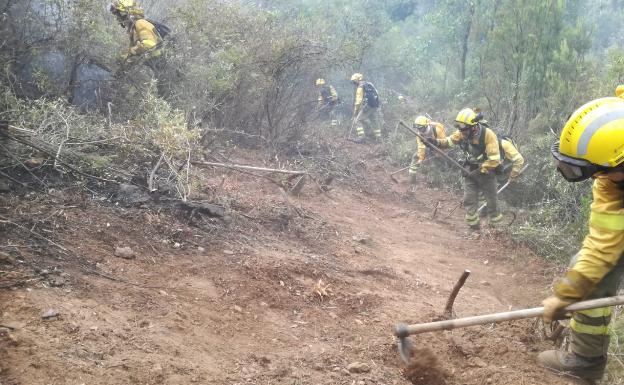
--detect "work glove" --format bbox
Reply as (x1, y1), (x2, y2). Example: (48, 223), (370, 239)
(116, 53), (129, 66)
(542, 296), (573, 323)
(424, 137), (438, 148)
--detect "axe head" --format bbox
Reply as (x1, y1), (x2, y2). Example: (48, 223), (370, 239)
(394, 324), (413, 364)
(398, 336), (413, 364)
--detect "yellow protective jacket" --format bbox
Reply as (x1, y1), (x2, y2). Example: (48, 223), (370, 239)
(353, 82), (365, 115)
(416, 122), (446, 162)
(555, 177), (624, 300)
(438, 125), (501, 173)
(125, 19), (162, 60)
(318, 85), (338, 106)
(500, 139), (524, 178)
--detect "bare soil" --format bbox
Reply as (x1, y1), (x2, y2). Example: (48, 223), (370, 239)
(0, 140), (577, 384)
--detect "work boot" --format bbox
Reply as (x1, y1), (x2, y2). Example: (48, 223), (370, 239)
(537, 350), (606, 382)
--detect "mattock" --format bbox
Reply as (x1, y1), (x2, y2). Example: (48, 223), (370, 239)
(393, 295), (624, 364)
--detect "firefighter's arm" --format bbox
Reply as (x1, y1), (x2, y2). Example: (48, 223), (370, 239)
(501, 140), (524, 179)
(416, 137), (426, 161)
(480, 129), (501, 173)
(353, 86), (364, 115)
(330, 86), (338, 102)
(437, 130), (461, 149)
(553, 177), (624, 300)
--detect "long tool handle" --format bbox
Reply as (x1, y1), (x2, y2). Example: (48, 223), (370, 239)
(394, 295), (624, 337)
(398, 120), (470, 175)
(390, 166), (410, 176)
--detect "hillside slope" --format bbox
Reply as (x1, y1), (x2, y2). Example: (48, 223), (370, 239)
(0, 141), (574, 385)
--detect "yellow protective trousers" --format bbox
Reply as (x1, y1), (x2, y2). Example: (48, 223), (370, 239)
(567, 252), (624, 357)
(355, 106), (381, 139)
(463, 171), (501, 227)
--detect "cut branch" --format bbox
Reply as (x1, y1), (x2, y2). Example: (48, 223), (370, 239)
(443, 269), (471, 319)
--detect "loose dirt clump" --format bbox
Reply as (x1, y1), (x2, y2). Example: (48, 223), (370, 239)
(403, 347), (449, 385)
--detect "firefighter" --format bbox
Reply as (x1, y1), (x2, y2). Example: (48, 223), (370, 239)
(109, 0), (163, 72)
(350, 73), (381, 141)
(430, 108), (502, 230)
(538, 97), (624, 383)
(316, 78), (339, 125)
(408, 115), (446, 183)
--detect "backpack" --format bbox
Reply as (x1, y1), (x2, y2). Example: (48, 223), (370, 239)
(362, 82), (380, 108)
(497, 134), (517, 160)
(147, 18), (171, 40)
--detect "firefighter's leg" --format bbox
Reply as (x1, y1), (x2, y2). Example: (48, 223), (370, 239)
(482, 172), (502, 226)
(355, 109), (367, 139)
(360, 108), (374, 139)
(408, 152), (419, 184)
(538, 253), (624, 381)
(370, 108), (382, 139)
(463, 174), (480, 230)
(571, 252), (624, 359)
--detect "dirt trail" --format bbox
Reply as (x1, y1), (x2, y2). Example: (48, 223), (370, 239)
(1, 142), (573, 384)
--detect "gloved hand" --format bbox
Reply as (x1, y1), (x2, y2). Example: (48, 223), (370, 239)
(480, 167), (490, 174)
(508, 175), (518, 184)
(542, 296), (573, 323)
(117, 53), (129, 66)
(424, 137), (438, 148)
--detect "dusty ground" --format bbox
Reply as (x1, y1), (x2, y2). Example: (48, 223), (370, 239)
(0, 140), (581, 384)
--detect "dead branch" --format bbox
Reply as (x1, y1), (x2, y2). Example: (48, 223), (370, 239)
(0, 131), (119, 184)
(148, 153), (165, 192)
(442, 269), (471, 319)
(192, 161), (305, 175)
(278, 187), (305, 218)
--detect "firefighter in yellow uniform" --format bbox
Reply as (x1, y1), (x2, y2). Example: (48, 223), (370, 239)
(539, 97), (624, 382)
(408, 115), (446, 183)
(316, 78), (339, 125)
(110, 1), (163, 71)
(430, 108), (502, 230)
(351, 73), (381, 141)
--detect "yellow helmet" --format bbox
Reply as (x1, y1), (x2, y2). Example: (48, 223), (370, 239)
(454, 107), (484, 131)
(315, 78), (326, 86)
(350, 73), (363, 82)
(552, 97), (624, 182)
(413, 115), (430, 128)
(616, 85), (624, 98)
(109, 0), (144, 17)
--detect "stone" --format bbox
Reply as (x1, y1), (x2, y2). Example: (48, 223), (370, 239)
(0, 179), (10, 192)
(42, 309), (59, 319)
(114, 246), (135, 259)
(347, 362), (371, 373)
